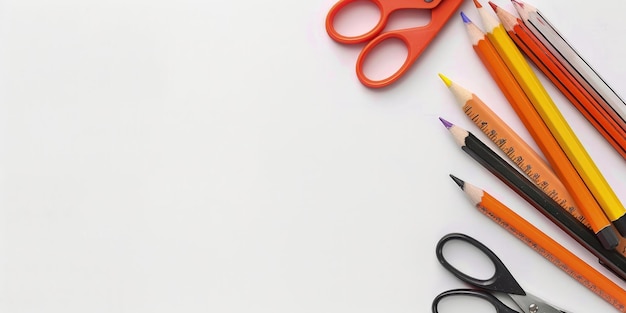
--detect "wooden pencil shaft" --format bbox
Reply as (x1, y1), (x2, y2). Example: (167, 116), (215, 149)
(507, 27), (626, 159)
(462, 102), (583, 218)
(488, 25), (595, 184)
(521, 9), (626, 125)
(510, 26), (625, 133)
(459, 130), (626, 277)
(471, 187), (626, 311)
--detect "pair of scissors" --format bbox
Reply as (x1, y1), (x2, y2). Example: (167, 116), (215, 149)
(432, 233), (569, 313)
(325, 0), (464, 88)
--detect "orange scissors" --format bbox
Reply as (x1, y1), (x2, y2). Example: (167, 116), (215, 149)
(325, 0), (464, 88)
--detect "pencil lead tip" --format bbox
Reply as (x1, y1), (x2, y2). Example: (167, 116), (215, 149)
(460, 11), (472, 24)
(472, 0), (482, 9)
(439, 117), (453, 129)
(449, 174), (465, 189)
(488, 1), (498, 11)
(511, 0), (524, 8)
(438, 73), (452, 87)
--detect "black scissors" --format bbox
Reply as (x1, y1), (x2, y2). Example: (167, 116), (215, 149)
(432, 233), (570, 313)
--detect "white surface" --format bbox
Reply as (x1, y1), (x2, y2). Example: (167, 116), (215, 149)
(1, 0), (626, 312)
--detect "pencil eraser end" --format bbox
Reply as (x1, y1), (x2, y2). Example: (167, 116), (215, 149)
(596, 226), (619, 250)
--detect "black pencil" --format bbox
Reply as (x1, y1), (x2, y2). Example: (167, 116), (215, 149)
(439, 117), (626, 281)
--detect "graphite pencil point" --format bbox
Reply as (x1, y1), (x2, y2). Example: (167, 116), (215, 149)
(449, 174), (465, 189)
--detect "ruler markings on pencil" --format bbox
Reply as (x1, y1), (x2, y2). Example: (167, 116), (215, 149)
(463, 105), (584, 223)
(469, 105), (626, 254)
(477, 204), (625, 311)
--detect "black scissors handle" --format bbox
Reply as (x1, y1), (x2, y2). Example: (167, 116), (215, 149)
(436, 233), (526, 295)
(432, 289), (520, 313)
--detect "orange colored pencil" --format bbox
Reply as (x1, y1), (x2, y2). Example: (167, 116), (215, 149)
(460, 12), (621, 249)
(493, 5), (626, 160)
(439, 75), (579, 215)
(451, 175), (626, 312)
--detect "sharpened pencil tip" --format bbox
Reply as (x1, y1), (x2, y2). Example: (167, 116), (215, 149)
(488, 1), (498, 11)
(449, 174), (465, 189)
(472, 0), (482, 8)
(438, 73), (452, 87)
(511, 0), (523, 8)
(439, 117), (453, 129)
(460, 11), (471, 24)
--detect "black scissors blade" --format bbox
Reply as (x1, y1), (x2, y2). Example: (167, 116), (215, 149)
(509, 293), (569, 313)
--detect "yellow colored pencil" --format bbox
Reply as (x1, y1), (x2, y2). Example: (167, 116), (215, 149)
(473, 0), (626, 235)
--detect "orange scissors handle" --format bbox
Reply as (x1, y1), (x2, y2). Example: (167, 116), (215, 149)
(355, 0), (463, 88)
(326, 0), (384, 44)
(355, 30), (416, 88)
(325, 0), (442, 44)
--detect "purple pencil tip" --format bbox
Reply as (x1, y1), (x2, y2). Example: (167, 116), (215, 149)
(439, 117), (453, 129)
(460, 11), (471, 24)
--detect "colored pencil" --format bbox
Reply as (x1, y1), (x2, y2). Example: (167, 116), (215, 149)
(460, 12), (622, 245)
(474, 0), (626, 236)
(437, 74), (626, 253)
(512, 0), (626, 132)
(493, 5), (626, 160)
(450, 175), (626, 312)
(440, 118), (626, 276)
(439, 73), (580, 215)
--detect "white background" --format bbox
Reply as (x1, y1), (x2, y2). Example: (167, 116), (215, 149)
(1, 0), (626, 312)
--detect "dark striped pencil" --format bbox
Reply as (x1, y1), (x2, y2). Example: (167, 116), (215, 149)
(439, 74), (579, 219)
(440, 117), (626, 279)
